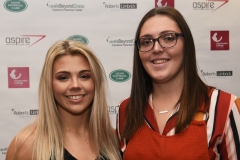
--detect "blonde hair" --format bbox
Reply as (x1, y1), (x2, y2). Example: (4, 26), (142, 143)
(34, 40), (121, 160)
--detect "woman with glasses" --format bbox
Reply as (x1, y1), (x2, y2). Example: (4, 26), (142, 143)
(117, 6), (240, 159)
(6, 40), (121, 160)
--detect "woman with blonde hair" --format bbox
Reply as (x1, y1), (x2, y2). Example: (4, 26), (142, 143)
(6, 40), (121, 160)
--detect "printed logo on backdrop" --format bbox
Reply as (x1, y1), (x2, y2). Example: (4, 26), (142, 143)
(109, 69), (131, 82)
(67, 35), (89, 45)
(201, 70), (233, 79)
(0, 147), (7, 155)
(210, 31), (229, 50)
(47, 1), (84, 11)
(108, 105), (119, 114)
(103, 2), (137, 11)
(5, 35), (46, 47)
(155, 0), (174, 7)
(12, 109), (39, 118)
(8, 67), (29, 88)
(4, 0), (28, 12)
(193, 0), (228, 12)
(107, 37), (134, 47)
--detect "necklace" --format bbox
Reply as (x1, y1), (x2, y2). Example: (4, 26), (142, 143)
(151, 94), (180, 114)
(153, 104), (176, 114)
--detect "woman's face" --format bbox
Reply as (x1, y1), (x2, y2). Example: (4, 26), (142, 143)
(52, 54), (95, 117)
(139, 15), (184, 84)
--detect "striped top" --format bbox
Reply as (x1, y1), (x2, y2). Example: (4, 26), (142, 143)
(117, 88), (240, 160)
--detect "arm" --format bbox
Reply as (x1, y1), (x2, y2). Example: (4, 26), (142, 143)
(5, 137), (17, 160)
(219, 97), (240, 160)
(5, 126), (35, 160)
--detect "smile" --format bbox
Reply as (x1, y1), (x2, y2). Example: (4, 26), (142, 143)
(67, 95), (84, 100)
(152, 59), (169, 64)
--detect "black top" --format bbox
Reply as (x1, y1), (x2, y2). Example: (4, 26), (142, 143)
(64, 149), (108, 160)
(64, 149), (77, 160)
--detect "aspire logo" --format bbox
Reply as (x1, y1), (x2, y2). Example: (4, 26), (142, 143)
(106, 37), (134, 47)
(103, 2), (137, 11)
(193, 0), (228, 12)
(8, 67), (29, 88)
(201, 70), (232, 78)
(108, 105), (119, 114)
(12, 109), (39, 117)
(47, 1), (84, 11)
(210, 31), (229, 50)
(0, 147), (7, 155)
(4, 0), (28, 12)
(208, 0), (228, 11)
(5, 35), (46, 47)
(155, 0), (174, 7)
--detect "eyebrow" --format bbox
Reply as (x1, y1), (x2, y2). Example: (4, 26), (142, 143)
(140, 30), (176, 38)
(54, 70), (91, 75)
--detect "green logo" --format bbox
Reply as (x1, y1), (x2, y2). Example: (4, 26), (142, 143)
(109, 69), (131, 82)
(67, 35), (89, 45)
(4, 0), (28, 12)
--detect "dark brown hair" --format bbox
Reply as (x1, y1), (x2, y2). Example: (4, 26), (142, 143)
(122, 6), (209, 140)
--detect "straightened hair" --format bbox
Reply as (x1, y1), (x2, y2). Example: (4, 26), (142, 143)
(122, 7), (209, 140)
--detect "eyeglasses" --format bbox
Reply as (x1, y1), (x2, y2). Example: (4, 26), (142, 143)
(136, 32), (184, 52)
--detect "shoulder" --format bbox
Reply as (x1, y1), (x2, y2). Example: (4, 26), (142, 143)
(118, 98), (130, 127)
(210, 88), (237, 105)
(208, 88), (238, 114)
(116, 98), (129, 138)
(119, 98), (130, 115)
(207, 88), (240, 158)
(6, 123), (36, 160)
(207, 88), (239, 130)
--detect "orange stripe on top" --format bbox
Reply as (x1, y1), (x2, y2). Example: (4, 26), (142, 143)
(194, 112), (205, 121)
(235, 98), (240, 114)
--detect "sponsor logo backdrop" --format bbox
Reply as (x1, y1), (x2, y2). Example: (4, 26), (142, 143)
(0, 0), (239, 158)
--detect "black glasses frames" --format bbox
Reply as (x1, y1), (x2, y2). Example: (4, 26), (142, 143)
(136, 32), (184, 52)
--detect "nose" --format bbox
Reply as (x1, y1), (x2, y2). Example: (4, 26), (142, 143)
(70, 78), (81, 91)
(152, 39), (163, 53)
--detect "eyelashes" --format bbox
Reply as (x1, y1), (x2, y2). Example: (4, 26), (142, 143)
(55, 74), (91, 81)
(80, 74), (91, 79)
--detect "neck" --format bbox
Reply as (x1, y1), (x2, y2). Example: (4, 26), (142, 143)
(152, 78), (183, 101)
(151, 74), (183, 111)
(59, 109), (90, 135)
